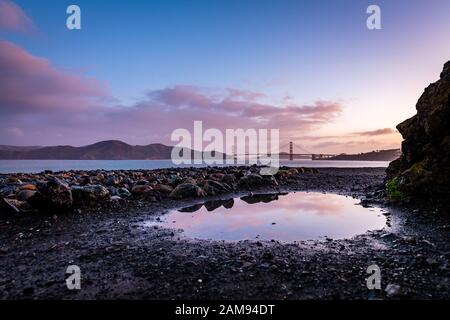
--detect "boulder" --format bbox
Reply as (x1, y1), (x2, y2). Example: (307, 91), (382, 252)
(5, 177), (22, 184)
(221, 174), (236, 186)
(153, 184), (173, 194)
(104, 176), (120, 186)
(71, 184), (110, 206)
(169, 183), (206, 199)
(238, 174), (264, 188)
(19, 184), (37, 191)
(201, 180), (231, 196)
(17, 190), (36, 201)
(117, 187), (132, 198)
(0, 197), (21, 214)
(131, 184), (153, 196)
(31, 178), (73, 211)
(386, 61), (450, 201)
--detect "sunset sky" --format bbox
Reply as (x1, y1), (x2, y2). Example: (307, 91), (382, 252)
(1, 0), (450, 153)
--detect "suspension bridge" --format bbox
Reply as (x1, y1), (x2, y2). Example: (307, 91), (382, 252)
(233, 141), (338, 161)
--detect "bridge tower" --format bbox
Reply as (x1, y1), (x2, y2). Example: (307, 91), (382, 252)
(289, 141), (293, 161)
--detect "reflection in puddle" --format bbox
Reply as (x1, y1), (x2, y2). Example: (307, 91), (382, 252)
(147, 192), (387, 241)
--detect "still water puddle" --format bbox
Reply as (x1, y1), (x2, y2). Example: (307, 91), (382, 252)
(147, 192), (387, 242)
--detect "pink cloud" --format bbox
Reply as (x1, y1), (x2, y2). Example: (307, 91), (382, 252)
(0, 39), (109, 115)
(146, 85), (342, 130)
(0, 41), (343, 147)
(352, 128), (396, 136)
(0, 0), (34, 33)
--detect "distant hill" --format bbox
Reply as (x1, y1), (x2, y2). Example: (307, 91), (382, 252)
(0, 140), (226, 160)
(317, 149), (401, 161)
(0, 145), (42, 152)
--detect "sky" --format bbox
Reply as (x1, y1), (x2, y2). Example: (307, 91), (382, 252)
(1, 0), (449, 153)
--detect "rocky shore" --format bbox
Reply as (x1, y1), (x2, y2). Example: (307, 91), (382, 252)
(0, 166), (448, 300)
(0, 166), (319, 215)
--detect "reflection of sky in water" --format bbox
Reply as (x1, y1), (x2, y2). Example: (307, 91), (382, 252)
(148, 192), (387, 241)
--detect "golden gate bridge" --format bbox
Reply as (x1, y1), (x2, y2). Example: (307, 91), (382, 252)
(233, 141), (338, 161)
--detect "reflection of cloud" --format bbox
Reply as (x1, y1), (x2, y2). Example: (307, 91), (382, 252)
(160, 192), (386, 241)
(170, 192), (348, 232)
(0, 0), (35, 33)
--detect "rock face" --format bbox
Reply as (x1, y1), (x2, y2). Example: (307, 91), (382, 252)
(386, 61), (450, 200)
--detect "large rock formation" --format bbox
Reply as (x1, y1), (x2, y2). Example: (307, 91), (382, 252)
(386, 61), (450, 201)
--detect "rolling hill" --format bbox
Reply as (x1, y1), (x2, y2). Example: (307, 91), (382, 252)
(0, 140), (224, 160)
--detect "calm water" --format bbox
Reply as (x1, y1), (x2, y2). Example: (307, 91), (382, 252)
(0, 159), (389, 174)
(146, 192), (387, 241)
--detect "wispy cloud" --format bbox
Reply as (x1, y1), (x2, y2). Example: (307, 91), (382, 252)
(0, 0), (35, 33)
(0, 41), (343, 146)
(352, 128), (396, 136)
(0, 39), (109, 116)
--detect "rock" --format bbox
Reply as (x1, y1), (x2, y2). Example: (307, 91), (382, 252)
(202, 180), (231, 195)
(221, 174), (236, 186)
(153, 184), (173, 194)
(0, 185), (17, 197)
(0, 197), (21, 214)
(131, 185), (153, 196)
(169, 183), (206, 199)
(168, 175), (183, 187)
(5, 177), (22, 184)
(19, 184), (37, 191)
(208, 173), (224, 181)
(31, 178), (73, 211)
(262, 175), (278, 186)
(386, 61), (450, 201)
(104, 176), (120, 186)
(238, 174), (264, 188)
(17, 190), (36, 201)
(117, 187), (132, 198)
(71, 184), (110, 205)
(385, 284), (401, 297)
(80, 176), (93, 186)
(183, 177), (197, 185)
(135, 179), (149, 186)
(109, 195), (125, 206)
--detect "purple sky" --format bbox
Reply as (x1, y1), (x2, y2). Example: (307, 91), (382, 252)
(1, 0), (450, 153)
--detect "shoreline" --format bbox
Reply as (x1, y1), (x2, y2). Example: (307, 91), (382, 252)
(0, 167), (449, 299)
